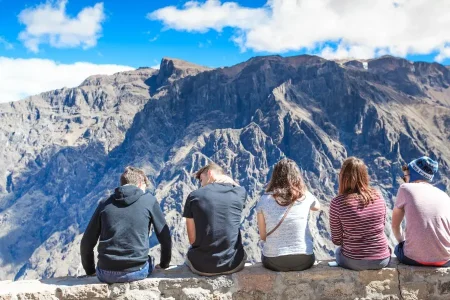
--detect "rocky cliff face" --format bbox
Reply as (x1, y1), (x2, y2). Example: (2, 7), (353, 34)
(0, 55), (449, 280)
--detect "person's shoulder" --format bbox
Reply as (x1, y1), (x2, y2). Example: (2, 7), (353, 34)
(398, 183), (419, 195)
(331, 194), (346, 203)
(370, 188), (384, 199)
(99, 194), (114, 206)
(304, 190), (317, 200)
(259, 193), (273, 204)
(139, 193), (158, 206)
(186, 187), (207, 202)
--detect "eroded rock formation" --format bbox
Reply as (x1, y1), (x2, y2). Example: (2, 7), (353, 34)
(0, 55), (449, 281)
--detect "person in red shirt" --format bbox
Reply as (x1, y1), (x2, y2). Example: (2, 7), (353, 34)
(329, 157), (390, 270)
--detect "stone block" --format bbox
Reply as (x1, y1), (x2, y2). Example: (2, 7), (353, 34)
(205, 276), (234, 291)
(55, 284), (109, 300)
(109, 283), (130, 298)
(320, 281), (356, 299)
(438, 279), (450, 295)
(129, 279), (161, 291)
(232, 268), (277, 293)
(16, 293), (58, 300)
(115, 290), (161, 300)
(281, 283), (313, 300)
(400, 281), (429, 300)
(181, 287), (212, 300)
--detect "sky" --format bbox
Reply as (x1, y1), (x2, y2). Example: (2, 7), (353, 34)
(0, 0), (450, 103)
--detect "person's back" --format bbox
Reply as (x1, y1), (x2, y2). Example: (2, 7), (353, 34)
(330, 191), (390, 260)
(256, 158), (320, 272)
(81, 167), (172, 283)
(393, 156), (450, 267)
(396, 183), (450, 264)
(330, 157), (390, 271)
(183, 163), (247, 275)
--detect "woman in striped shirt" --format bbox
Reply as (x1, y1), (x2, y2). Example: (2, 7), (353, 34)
(329, 157), (391, 270)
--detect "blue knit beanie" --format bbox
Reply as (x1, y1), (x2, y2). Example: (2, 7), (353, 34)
(408, 156), (438, 182)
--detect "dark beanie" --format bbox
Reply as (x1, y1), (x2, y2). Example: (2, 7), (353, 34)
(408, 156), (438, 182)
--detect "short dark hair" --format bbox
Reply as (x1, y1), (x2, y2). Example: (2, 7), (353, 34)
(195, 163), (225, 180)
(120, 166), (150, 186)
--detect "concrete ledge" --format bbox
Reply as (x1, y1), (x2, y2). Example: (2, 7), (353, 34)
(1, 259), (449, 300)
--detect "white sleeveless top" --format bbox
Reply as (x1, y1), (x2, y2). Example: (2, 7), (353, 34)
(256, 191), (318, 257)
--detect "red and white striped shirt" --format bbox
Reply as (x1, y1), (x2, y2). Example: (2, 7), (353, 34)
(329, 191), (390, 260)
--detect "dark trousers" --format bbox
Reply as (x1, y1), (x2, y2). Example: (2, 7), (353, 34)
(262, 254), (315, 272)
(395, 241), (450, 267)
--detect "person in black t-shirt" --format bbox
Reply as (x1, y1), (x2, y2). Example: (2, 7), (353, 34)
(183, 163), (247, 276)
(80, 167), (172, 283)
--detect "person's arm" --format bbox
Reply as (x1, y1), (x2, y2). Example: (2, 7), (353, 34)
(149, 199), (172, 269)
(329, 198), (343, 246)
(392, 207), (405, 243)
(310, 196), (321, 211)
(183, 194), (195, 245)
(80, 204), (102, 275)
(257, 212), (267, 241)
(186, 218), (196, 245)
(392, 185), (407, 243)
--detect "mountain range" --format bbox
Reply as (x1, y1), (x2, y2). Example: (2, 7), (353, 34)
(0, 55), (449, 280)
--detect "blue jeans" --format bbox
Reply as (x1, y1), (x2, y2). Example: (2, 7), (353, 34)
(395, 241), (450, 267)
(96, 258), (153, 284)
(335, 247), (391, 271)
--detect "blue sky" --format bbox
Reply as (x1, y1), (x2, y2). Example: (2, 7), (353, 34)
(0, 0), (449, 102)
(0, 0), (268, 68)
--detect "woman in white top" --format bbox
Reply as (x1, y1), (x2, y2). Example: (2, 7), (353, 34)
(256, 158), (321, 271)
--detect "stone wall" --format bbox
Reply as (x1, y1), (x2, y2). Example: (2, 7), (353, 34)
(1, 259), (449, 300)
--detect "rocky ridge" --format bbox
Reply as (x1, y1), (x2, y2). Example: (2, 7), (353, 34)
(0, 55), (449, 280)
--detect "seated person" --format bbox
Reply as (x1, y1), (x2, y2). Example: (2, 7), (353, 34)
(330, 157), (391, 270)
(80, 167), (172, 283)
(392, 156), (450, 267)
(183, 163), (247, 276)
(256, 158), (320, 272)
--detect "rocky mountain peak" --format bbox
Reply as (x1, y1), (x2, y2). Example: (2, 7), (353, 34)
(368, 55), (413, 72)
(156, 57), (212, 86)
(0, 55), (449, 281)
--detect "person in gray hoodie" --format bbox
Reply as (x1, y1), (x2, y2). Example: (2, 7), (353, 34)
(80, 167), (172, 283)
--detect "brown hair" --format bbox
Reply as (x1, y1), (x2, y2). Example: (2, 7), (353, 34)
(338, 157), (375, 207)
(194, 163), (225, 180)
(120, 166), (150, 186)
(266, 158), (307, 206)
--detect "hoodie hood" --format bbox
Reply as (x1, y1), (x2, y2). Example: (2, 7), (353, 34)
(114, 185), (144, 206)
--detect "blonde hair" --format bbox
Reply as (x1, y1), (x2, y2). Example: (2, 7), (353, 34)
(120, 166), (150, 187)
(338, 157), (375, 207)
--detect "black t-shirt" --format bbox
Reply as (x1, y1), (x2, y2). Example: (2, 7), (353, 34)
(183, 183), (247, 273)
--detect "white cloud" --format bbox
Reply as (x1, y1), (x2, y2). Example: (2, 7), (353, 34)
(149, 0), (450, 62)
(148, 0), (268, 32)
(0, 57), (133, 103)
(435, 46), (450, 63)
(0, 37), (14, 50)
(18, 0), (105, 52)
